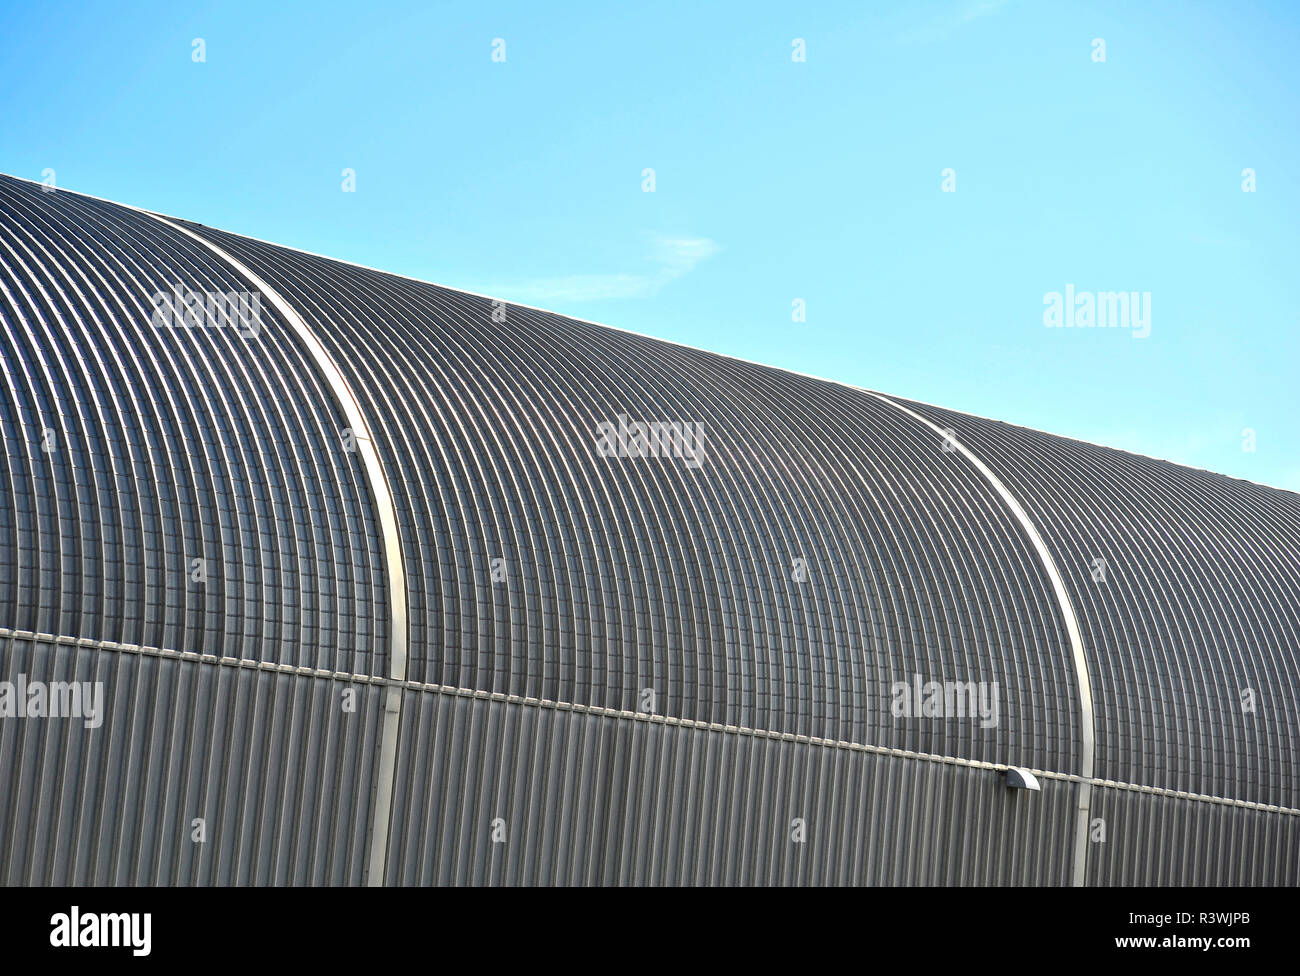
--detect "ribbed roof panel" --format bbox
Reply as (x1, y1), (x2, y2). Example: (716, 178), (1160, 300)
(901, 397), (1300, 808)
(0, 176), (389, 673)
(182, 221), (1081, 773)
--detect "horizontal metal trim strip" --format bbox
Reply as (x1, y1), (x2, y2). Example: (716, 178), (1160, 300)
(5, 625), (1294, 818)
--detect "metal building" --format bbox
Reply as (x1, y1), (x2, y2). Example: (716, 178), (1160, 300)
(1, 172), (1296, 885)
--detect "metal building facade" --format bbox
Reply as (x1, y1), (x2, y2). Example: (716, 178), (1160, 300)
(0, 173), (1296, 885)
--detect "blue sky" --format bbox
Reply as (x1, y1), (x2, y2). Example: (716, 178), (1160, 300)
(3, 0), (1298, 490)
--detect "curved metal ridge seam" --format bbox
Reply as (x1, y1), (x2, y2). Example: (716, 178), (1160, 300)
(11, 627), (1290, 819)
(121, 210), (408, 888)
(861, 391), (1098, 887)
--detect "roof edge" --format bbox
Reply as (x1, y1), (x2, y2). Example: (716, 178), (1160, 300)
(4, 170), (1293, 499)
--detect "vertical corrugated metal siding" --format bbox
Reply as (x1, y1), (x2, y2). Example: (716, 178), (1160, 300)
(385, 689), (1076, 885)
(0, 633), (380, 884)
(1087, 787), (1300, 885)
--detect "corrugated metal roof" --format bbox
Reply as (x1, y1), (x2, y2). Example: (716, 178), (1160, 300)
(1, 173), (1296, 885)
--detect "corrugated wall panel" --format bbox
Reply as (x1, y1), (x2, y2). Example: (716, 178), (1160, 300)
(1087, 786), (1300, 886)
(0, 632), (381, 885)
(385, 688), (1077, 885)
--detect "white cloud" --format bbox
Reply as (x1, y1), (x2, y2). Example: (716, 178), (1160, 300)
(483, 233), (720, 305)
(647, 234), (721, 276)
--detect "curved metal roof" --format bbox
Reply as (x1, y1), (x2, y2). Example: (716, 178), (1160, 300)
(1, 172), (1296, 885)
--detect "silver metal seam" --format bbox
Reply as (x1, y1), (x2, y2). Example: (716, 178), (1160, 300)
(863, 391), (1096, 887)
(126, 209), (408, 887)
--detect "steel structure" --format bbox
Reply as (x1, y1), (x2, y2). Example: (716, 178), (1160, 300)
(1, 173), (1297, 885)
